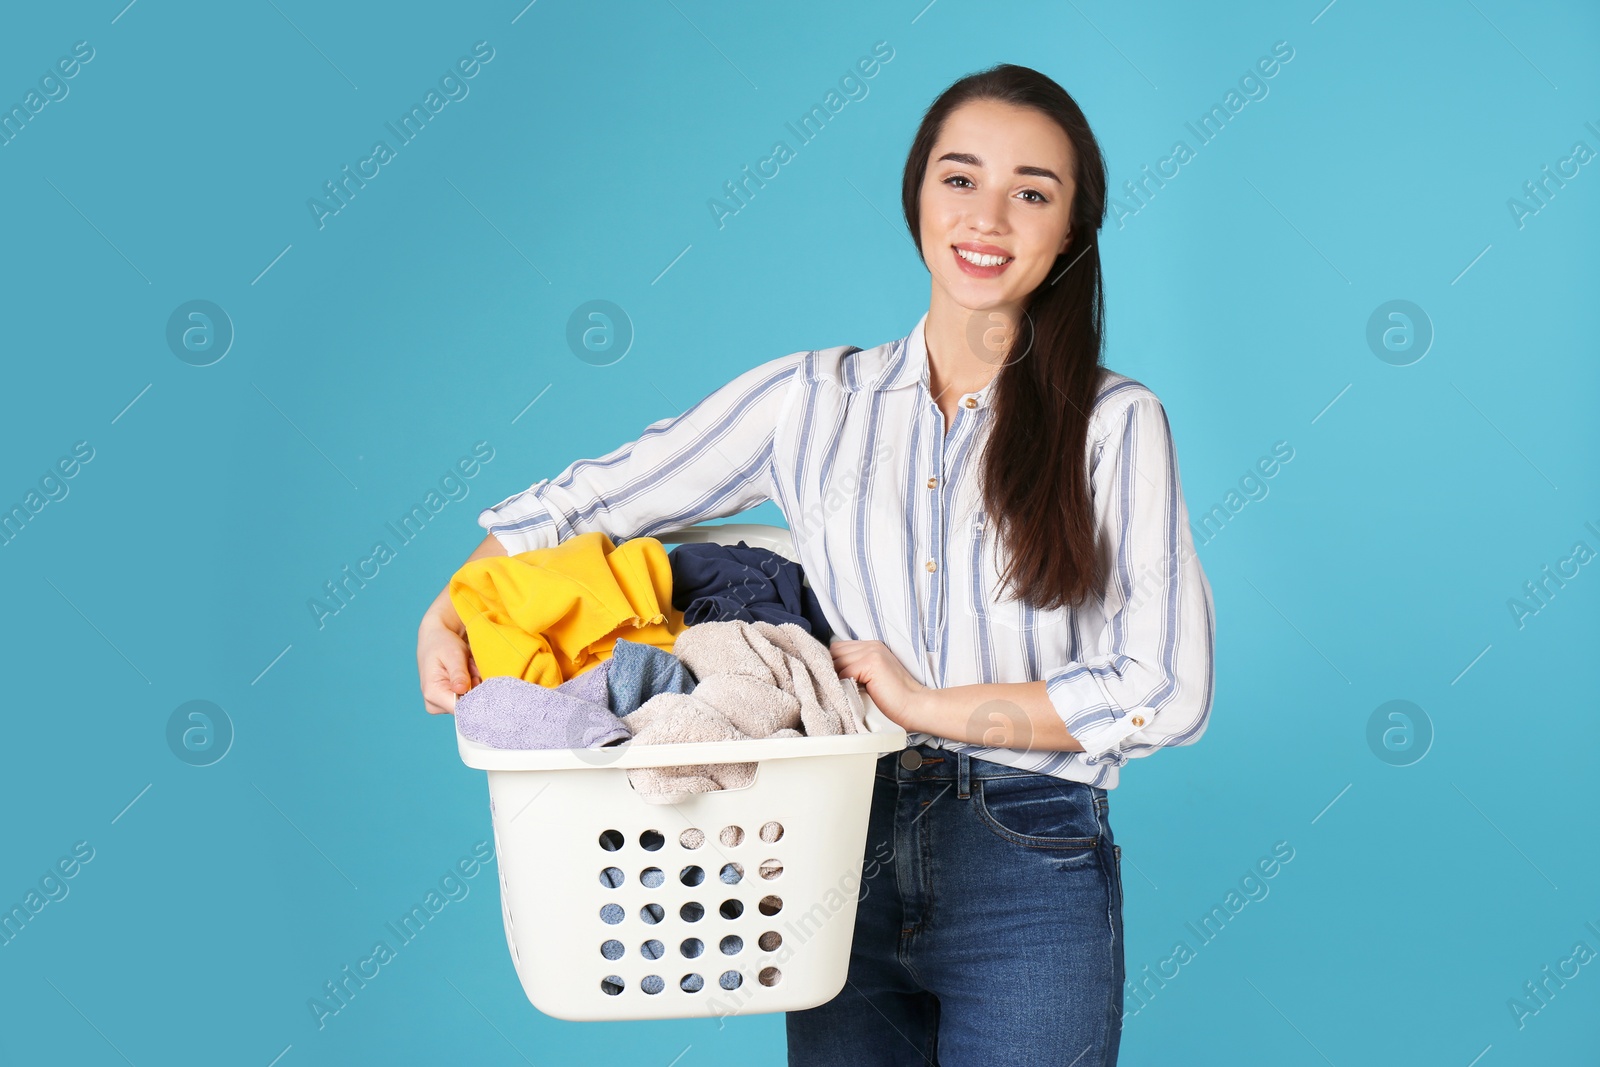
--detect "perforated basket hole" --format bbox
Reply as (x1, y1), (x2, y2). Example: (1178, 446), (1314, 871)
(601, 939), (624, 960)
(640, 903), (665, 924)
(599, 829), (624, 851)
(600, 904), (624, 925)
(720, 825), (744, 847)
(679, 827), (705, 849)
(758, 859), (783, 880)
(640, 867), (664, 888)
(641, 974), (664, 995)
(640, 830), (665, 851)
(720, 934), (743, 955)
(758, 966), (782, 987)
(599, 867), (624, 888)
(758, 895), (783, 916)
(719, 899), (744, 920)
(720, 862), (744, 885)
(681, 973), (705, 993)
(679, 901), (705, 922)
(759, 930), (783, 952)
(681, 937), (704, 958)
(759, 820), (784, 843)
(720, 970), (743, 990)
(641, 939), (664, 960)
(680, 865), (705, 887)
(601, 975), (625, 995)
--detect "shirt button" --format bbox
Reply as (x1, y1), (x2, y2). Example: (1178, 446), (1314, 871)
(1130, 715), (1145, 727)
(925, 559), (937, 572)
(963, 397), (978, 408)
(926, 476), (938, 489)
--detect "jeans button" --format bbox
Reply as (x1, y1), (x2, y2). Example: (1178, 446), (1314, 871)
(899, 749), (923, 770)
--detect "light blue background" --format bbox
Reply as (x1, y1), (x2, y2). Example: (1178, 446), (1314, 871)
(2, 1), (1596, 1064)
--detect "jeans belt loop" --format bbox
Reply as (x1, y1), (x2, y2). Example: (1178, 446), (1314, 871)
(956, 751), (971, 799)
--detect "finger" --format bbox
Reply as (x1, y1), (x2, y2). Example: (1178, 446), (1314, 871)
(442, 648), (472, 695)
(422, 673), (454, 715)
(424, 657), (469, 715)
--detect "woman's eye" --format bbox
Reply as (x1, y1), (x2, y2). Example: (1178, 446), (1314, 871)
(1019, 189), (1048, 204)
(942, 174), (973, 189)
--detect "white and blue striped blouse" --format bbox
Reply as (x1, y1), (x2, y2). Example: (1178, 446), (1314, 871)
(478, 311), (1215, 788)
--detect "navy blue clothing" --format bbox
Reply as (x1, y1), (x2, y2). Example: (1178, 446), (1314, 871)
(667, 541), (833, 642)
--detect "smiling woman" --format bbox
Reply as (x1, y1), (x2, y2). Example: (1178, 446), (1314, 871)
(419, 61), (1214, 1067)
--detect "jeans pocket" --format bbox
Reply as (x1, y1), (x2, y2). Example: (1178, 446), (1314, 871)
(975, 774), (1100, 850)
(1113, 845), (1124, 915)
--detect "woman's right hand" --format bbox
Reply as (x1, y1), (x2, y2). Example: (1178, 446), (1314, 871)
(418, 588), (481, 715)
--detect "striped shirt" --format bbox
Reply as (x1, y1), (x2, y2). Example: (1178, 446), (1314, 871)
(478, 311), (1215, 788)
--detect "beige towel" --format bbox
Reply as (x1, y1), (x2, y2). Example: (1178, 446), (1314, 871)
(622, 621), (858, 803)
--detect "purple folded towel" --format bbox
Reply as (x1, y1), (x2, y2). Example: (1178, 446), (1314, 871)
(455, 667), (631, 750)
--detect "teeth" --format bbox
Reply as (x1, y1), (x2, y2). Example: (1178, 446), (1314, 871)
(956, 247), (1011, 267)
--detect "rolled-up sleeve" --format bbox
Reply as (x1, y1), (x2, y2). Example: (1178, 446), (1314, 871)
(1044, 395), (1216, 767)
(478, 351), (805, 554)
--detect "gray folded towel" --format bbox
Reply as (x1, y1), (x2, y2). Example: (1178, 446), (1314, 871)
(621, 621), (858, 803)
(456, 669), (629, 750)
(455, 638), (696, 751)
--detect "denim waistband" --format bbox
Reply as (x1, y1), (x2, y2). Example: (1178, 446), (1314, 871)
(876, 742), (1076, 790)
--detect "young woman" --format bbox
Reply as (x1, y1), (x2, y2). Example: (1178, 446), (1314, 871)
(417, 63), (1214, 1066)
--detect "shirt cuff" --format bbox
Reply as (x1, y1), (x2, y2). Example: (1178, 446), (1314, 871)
(476, 480), (563, 555)
(1045, 671), (1153, 767)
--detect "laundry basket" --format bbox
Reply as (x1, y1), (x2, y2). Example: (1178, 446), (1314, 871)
(455, 523), (909, 1022)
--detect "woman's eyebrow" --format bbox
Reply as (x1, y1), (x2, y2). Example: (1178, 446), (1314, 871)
(935, 151), (1063, 184)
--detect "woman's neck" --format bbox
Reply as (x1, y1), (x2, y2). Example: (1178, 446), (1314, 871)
(922, 298), (1023, 403)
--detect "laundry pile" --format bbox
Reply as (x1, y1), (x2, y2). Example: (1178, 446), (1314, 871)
(449, 532), (859, 802)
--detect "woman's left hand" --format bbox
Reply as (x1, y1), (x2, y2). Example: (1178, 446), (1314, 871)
(830, 639), (926, 727)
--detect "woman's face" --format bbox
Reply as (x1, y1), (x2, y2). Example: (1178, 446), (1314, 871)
(918, 98), (1077, 315)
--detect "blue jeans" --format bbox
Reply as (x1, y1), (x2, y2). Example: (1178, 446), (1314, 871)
(787, 744), (1125, 1066)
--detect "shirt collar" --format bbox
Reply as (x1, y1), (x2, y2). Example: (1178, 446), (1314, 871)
(876, 310), (999, 406)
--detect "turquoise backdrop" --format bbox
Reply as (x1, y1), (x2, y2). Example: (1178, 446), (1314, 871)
(1, 1), (1596, 1064)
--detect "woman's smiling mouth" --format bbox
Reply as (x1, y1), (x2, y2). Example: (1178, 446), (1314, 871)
(952, 243), (1014, 277)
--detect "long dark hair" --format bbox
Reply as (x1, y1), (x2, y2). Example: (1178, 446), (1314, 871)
(900, 63), (1109, 611)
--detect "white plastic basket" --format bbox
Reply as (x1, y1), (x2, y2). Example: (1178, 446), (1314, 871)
(455, 523), (909, 1021)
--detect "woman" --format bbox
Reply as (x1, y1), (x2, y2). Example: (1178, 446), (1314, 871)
(417, 63), (1214, 1065)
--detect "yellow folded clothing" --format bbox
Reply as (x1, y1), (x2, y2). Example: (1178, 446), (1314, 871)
(449, 531), (686, 687)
